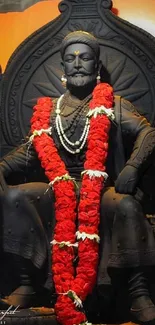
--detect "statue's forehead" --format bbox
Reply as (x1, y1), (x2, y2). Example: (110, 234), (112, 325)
(64, 42), (94, 55)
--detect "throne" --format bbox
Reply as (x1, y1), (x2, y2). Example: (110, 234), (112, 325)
(1, 0), (155, 324)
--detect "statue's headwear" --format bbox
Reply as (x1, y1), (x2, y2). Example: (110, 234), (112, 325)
(61, 31), (100, 60)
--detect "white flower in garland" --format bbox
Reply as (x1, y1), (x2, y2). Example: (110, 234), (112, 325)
(76, 231), (100, 243)
(51, 239), (78, 248)
(49, 173), (78, 188)
(87, 105), (115, 120)
(82, 170), (108, 181)
(29, 127), (52, 142)
(61, 290), (83, 308)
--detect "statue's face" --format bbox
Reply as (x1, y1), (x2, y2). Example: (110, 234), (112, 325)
(62, 43), (98, 88)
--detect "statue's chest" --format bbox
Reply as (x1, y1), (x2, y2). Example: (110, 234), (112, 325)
(50, 105), (87, 177)
(59, 111), (86, 143)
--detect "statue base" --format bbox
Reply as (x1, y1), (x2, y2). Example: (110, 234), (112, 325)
(0, 307), (56, 325)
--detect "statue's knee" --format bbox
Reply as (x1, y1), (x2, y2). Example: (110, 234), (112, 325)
(117, 195), (141, 218)
(2, 188), (32, 217)
(5, 187), (26, 204)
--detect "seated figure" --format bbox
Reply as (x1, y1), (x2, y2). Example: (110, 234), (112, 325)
(1, 31), (155, 325)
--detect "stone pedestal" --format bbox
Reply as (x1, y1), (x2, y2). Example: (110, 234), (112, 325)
(0, 307), (56, 324)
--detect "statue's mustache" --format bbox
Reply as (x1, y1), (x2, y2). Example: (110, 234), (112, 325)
(67, 69), (92, 76)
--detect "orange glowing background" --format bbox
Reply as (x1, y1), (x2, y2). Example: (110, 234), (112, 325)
(0, 0), (155, 72)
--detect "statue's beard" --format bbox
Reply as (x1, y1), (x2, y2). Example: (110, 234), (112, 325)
(66, 74), (97, 89)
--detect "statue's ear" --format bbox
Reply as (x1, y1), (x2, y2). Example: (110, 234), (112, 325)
(61, 61), (64, 72)
(98, 59), (102, 73)
(95, 59), (102, 73)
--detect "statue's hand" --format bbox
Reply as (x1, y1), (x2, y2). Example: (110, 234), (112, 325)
(115, 165), (139, 194)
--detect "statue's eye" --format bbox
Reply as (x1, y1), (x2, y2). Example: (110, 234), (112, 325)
(66, 59), (73, 63)
(64, 56), (74, 63)
(82, 56), (93, 61)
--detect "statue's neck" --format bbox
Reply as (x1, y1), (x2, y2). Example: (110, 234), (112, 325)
(58, 89), (92, 117)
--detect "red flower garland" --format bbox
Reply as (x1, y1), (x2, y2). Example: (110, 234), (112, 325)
(30, 83), (114, 325)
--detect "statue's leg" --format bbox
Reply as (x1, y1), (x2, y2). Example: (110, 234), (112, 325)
(98, 187), (155, 324)
(0, 182), (55, 308)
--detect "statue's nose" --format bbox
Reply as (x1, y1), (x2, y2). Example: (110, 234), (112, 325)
(75, 56), (81, 68)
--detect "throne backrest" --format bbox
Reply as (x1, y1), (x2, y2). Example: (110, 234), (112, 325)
(1, 0), (155, 156)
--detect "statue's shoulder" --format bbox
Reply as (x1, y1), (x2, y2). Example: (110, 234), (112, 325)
(114, 95), (141, 117)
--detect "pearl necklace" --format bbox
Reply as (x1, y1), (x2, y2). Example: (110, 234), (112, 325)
(55, 94), (90, 155)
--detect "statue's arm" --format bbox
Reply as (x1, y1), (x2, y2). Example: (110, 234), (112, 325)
(121, 99), (155, 171)
(115, 98), (155, 194)
(0, 142), (38, 179)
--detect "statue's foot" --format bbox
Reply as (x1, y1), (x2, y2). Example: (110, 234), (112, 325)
(130, 296), (155, 325)
(2, 285), (36, 308)
(0, 298), (12, 310)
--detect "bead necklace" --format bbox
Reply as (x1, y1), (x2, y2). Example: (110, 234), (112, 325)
(57, 91), (92, 135)
(55, 94), (90, 154)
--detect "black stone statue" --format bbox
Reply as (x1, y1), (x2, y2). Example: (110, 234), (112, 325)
(1, 31), (155, 324)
